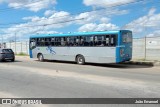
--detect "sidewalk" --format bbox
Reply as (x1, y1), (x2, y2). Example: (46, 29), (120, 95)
(15, 55), (31, 60)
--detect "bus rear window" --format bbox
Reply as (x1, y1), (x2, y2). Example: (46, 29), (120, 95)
(123, 32), (132, 43)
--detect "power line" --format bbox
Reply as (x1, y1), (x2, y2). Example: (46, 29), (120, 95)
(0, 0), (145, 12)
(0, 0), (156, 27)
(0, 0), (159, 32)
(0, 18), (85, 28)
(0, 9), (130, 26)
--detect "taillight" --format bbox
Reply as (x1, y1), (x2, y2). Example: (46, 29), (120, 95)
(120, 49), (124, 57)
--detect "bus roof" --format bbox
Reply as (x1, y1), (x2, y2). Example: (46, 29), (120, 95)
(30, 30), (131, 38)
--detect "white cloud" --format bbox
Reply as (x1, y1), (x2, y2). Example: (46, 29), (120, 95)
(1, 8), (127, 41)
(0, 0), (57, 12)
(1, 11), (73, 41)
(36, 30), (59, 34)
(78, 23), (119, 32)
(83, 0), (135, 7)
(50, 11), (70, 18)
(75, 12), (98, 24)
(100, 17), (110, 23)
(75, 9), (128, 25)
(146, 30), (160, 37)
(44, 10), (56, 16)
(148, 8), (156, 16)
(123, 8), (160, 35)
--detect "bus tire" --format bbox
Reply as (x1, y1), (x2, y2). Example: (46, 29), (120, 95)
(38, 53), (44, 62)
(76, 55), (85, 65)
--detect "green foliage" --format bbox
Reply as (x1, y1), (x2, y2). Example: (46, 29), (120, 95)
(16, 52), (29, 56)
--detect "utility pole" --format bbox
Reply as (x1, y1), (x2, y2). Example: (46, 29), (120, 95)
(2, 35), (3, 45)
(15, 33), (17, 54)
(144, 35), (146, 60)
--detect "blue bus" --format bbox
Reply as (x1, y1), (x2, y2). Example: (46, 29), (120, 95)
(29, 30), (132, 64)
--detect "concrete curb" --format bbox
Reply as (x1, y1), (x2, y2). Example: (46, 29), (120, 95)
(123, 61), (160, 66)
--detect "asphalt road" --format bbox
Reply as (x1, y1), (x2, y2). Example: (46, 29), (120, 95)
(0, 56), (160, 107)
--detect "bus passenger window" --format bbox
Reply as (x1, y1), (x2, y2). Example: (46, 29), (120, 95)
(30, 38), (36, 49)
(37, 38), (45, 46)
(55, 37), (61, 46)
(94, 35), (105, 46)
(79, 36), (84, 46)
(75, 37), (80, 46)
(101, 36), (106, 46)
(50, 38), (55, 46)
(45, 38), (51, 46)
(90, 36), (94, 46)
(84, 36), (93, 46)
(110, 35), (117, 46)
(94, 36), (98, 46)
(106, 35), (109, 46)
(61, 37), (66, 46)
(69, 37), (74, 46)
(111, 38), (114, 44)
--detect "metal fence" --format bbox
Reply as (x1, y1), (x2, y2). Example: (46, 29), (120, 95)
(5, 41), (29, 55)
(2, 36), (160, 61)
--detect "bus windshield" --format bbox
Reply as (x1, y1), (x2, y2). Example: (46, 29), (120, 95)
(122, 32), (132, 43)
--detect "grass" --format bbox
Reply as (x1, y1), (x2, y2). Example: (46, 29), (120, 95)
(15, 52), (29, 56)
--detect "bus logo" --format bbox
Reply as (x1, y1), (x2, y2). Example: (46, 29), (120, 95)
(46, 46), (56, 55)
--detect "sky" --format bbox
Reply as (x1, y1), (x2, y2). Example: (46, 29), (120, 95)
(0, 0), (160, 42)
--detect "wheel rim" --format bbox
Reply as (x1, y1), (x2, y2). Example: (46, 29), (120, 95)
(39, 55), (43, 61)
(78, 57), (83, 64)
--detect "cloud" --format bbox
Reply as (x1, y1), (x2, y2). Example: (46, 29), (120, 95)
(75, 9), (128, 24)
(1, 11), (73, 41)
(146, 30), (160, 37)
(83, 0), (135, 7)
(78, 23), (119, 32)
(148, 8), (156, 16)
(44, 10), (56, 16)
(123, 8), (160, 35)
(100, 17), (110, 23)
(1, 7), (127, 41)
(0, 0), (57, 12)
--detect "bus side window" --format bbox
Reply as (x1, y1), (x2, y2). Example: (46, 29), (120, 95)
(69, 37), (74, 46)
(90, 36), (94, 46)
(61, 37), (66, 46)
(51, 37), (55, 46)
(84, 36), (92, 46)
(101, 36), (106, 46)
(66, 37), (70, 46)
(94, 35), (104, 46)
(55, 37), (61, 46)
(37, 38), (45, 46)
(30, 38), (36, 49)
(79, 36), (84, 46)
(37, 38), (40, 46)
(110, 35), (117, 46)
(94, 36), (98, 46)
(45, 38), (51, 46)
(106, 35), (110, 46)
(73, 37), (78, 46)
(75, 36), (80, 46)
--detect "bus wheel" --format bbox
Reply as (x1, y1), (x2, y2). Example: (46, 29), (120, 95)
(76, 55), (85, 65)
(38, 54), (44, 62)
